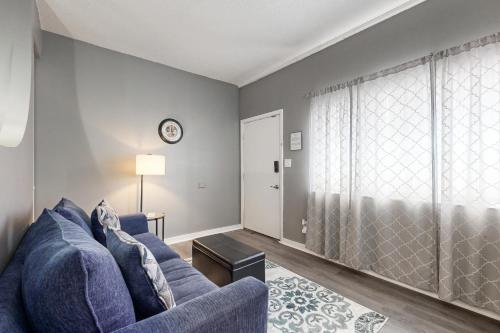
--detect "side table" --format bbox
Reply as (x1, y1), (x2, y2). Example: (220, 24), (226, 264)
(146, 213), (165, 241)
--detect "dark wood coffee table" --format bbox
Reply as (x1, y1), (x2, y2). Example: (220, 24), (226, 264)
(192, 234), (265, 287)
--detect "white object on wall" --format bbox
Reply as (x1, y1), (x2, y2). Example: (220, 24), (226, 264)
(284, 159), (292, 168)
(301, 219), (307, 234)
(0, 0), (35, 148)
(290, 132), (302, 151)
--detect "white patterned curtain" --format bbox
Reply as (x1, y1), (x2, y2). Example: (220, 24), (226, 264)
(306, 33), (500, 313)
(436, 37), (500, 313)
(345, 63), (438, 292)
(306, 62), (438, 291)
(306, 87), (350, 260)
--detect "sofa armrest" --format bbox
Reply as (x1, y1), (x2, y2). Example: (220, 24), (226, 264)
(112, 277), (268, 333)
(119, 213), (148, 235)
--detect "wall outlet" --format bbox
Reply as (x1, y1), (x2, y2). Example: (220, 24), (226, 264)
(284, 159), (292, 168)
(301, 218), (307, 234)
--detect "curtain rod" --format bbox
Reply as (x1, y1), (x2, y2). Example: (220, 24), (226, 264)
(305, 32), (500, 99)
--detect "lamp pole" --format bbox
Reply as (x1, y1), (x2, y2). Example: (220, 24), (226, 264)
(140, 174), (144, 212)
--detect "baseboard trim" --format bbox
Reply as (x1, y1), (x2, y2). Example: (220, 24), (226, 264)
(164, 224), (243, 245)
(279, 238), (320, 257)
(279, 238), (500, 322)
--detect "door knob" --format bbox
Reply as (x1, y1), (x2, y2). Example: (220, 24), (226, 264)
(270, 185), (280, 189)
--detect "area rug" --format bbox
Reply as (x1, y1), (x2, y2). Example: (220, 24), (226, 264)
(184, 258), (388, 333)
(265, 260), (387, 333)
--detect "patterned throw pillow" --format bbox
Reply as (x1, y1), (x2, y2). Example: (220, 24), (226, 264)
(107, 228), (175, 319)
(91, 200), (121, 245)
(96, 200), (121, 230)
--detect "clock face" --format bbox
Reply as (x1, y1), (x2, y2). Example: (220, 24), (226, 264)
(158, 119), (183, 144)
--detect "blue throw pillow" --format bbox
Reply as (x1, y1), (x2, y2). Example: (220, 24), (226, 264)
(54, 197), (93, 236)
(91, 200), (121, 246)
(22, 209), (136, 333)
(107, 228), (175, 319)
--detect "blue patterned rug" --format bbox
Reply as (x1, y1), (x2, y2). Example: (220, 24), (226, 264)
(184, 258), (388, 332)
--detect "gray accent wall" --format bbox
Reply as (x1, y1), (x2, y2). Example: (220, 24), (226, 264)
(0, 0), (38, 272)
(239, 0), (500, 243)
(0, 101), (34, 273)
(35, 32), (240, 238)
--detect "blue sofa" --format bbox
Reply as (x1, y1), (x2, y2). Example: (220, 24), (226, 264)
(0, 207), (268, 333)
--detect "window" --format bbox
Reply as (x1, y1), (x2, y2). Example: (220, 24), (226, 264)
(306, 33), (500, 314)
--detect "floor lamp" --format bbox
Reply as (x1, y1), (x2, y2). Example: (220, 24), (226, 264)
(136, 154), (165, 212)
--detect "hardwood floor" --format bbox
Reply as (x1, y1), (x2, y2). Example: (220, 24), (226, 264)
(170, 229), (500, 333)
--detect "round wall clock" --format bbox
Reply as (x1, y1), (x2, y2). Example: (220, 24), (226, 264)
(158, 118), (183, 144)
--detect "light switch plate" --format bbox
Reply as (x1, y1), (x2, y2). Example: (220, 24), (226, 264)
(284, 159), (292, 168)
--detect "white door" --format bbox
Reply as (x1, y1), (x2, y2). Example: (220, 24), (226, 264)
(242, 112), (282, 239)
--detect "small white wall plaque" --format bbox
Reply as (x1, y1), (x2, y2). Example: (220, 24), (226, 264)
(290, 132), (302, 151)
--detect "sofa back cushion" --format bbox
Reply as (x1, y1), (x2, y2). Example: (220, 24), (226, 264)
(0, 251), (31, 333)
(54, 198), (93, 236)
(107, 228), (175, 320)
(22, 209), (136, 333)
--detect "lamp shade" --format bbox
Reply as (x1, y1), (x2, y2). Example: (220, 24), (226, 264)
(136, 154), (165, 175)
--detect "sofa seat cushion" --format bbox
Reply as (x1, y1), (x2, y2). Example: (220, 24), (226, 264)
(107, 229), (175, 320)
(22, 209), (136, 333)
(53, 197), (93, 236)
(134, 232), (180, 263)
(160, 258), (218, 305)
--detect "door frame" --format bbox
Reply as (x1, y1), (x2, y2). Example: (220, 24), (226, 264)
(240, 109), (283, 240)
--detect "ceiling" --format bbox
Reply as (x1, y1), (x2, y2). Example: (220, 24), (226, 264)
(36, 0), (426, 87)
